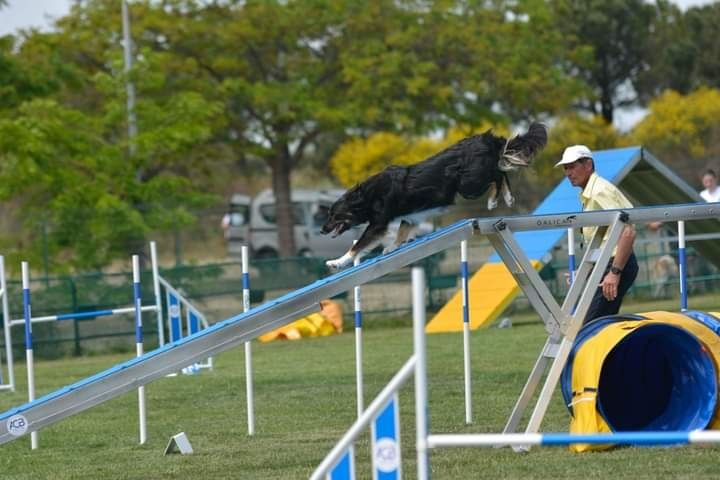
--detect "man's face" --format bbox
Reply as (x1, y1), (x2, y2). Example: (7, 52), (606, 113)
(563, 158), (593, 188)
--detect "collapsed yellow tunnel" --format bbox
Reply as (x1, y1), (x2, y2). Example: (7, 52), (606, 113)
(561, 310), (720, 452)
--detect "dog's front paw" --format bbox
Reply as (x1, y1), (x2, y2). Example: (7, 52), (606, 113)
(382, 245), (396, 255)
(487, 197), (498, 210)
(326, 253), (354, 270)
(326, 259), (344, 270)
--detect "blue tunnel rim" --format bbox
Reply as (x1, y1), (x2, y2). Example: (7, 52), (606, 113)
(595, 322), (717, 432)
(561, 313), (648, 412)
(561, 311), (720, 417)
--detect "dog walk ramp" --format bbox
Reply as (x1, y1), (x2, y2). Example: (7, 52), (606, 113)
(0, 220), (476, 446)
(427, 146), (712, 332)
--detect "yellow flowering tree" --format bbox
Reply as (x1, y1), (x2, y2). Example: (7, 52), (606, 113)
(628, 88), (720, 185)
(631, 88), (720, 161)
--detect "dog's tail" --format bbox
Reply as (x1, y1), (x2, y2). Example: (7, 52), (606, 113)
(500, 122), (548, 171)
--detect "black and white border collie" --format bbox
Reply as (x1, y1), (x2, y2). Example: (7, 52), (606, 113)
(321, 122), (548, 269)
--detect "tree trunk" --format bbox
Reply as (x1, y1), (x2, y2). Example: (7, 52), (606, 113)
(270, 147), (296, 257)
(600, 88), (614, 124)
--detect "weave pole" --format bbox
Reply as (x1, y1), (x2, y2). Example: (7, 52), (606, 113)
(567, 228), (576, 285)
(460, 240), (472, 424)
(353, 253), (364, 418)
(21, 262), (38, 450)
(132, 255), (147, 444)
(678, 220), (688, 310)
(241, 246), (255, 436)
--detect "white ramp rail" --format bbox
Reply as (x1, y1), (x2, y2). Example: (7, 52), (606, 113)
(0, 219), (476, 446)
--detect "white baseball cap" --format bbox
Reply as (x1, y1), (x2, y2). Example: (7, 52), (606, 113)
(555, 145), (593, 167)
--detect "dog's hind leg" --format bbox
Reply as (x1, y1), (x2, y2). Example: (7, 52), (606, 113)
(326, 223), (388, 270)
(501, 174), (514, 207)
(487, 182), (499, 210)
(383, 220), (416, 254)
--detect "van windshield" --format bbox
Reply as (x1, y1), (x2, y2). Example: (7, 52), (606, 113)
(259, 202), (306, 225)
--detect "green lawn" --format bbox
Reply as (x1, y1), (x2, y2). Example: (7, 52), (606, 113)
(1, 294), (720, 479)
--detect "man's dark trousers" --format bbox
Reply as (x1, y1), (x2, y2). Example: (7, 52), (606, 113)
(583, 253), (639, 326)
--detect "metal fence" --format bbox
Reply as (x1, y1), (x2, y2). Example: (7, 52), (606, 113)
(1, 233), (717, 360)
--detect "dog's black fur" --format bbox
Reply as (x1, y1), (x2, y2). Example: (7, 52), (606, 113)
(321, 122), (548, 268)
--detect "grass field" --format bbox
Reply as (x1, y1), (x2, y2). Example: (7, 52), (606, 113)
(1, 294), (720, 479)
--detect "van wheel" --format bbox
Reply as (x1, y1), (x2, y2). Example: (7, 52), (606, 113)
(298, 249), (314, 258)
(254, 248), (278, 259)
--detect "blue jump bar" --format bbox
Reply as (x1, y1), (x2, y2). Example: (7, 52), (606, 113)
(56, 309), (115, 321)
(428, 430), (720, 448)
(541, 431), (692, 446)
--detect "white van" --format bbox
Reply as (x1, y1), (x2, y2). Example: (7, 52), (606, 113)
(225, 188), (435, 259)
(225, 189), (356, 258)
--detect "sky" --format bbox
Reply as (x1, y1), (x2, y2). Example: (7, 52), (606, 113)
(0, 0), (717, 130)
(1, 0), (715, 36)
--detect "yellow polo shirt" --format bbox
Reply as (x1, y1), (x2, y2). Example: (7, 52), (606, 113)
(580, 172), (633, 248)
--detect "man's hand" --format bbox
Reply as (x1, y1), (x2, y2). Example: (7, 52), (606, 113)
(600, 272), (620, 301)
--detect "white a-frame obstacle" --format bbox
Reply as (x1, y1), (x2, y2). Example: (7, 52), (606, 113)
(482, 208), (627, 440)
(477, 204), (719, 441)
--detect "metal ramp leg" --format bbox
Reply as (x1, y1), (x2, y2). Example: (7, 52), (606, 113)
(493, 213), (628, 442)
(502, 337), (559, 435)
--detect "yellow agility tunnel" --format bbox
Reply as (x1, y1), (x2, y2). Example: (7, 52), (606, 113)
(561, 310), (720, 452)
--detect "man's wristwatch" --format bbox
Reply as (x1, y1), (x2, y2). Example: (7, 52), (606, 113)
(610, 266), (623, 275)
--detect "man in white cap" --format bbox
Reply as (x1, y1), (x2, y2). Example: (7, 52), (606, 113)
(556, 145), (638, 325)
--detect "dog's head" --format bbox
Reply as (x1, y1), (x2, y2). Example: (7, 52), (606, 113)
(320, 186), (365, 238)
(498, 122), (548, 172)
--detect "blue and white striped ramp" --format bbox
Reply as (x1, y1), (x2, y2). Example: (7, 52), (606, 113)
(0, 220), (476, 446)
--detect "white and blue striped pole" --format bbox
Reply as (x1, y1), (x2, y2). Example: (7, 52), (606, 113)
(460, 240), (472, 425)
(21, 262), (38, 450)
(242, 246), (255, 436)
(427, 430), (720, 448)
(567, 228), (576, 285)
(353, 252), (364, 418)
(678, 220), (688, 310)
(132, 255), (147, 444)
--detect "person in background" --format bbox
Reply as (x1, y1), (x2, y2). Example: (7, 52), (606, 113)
(556, 145), (639, 325)
(699, 169), (720, 203)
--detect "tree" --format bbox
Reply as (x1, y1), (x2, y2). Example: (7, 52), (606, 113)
(680, 4), (720, 91)
(551, 0), (660, 123)
(0, 2), (224, 270)
(630, 88), (720, 183)
(144, 0), (582, 256)
(1, 0), (583, 263)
